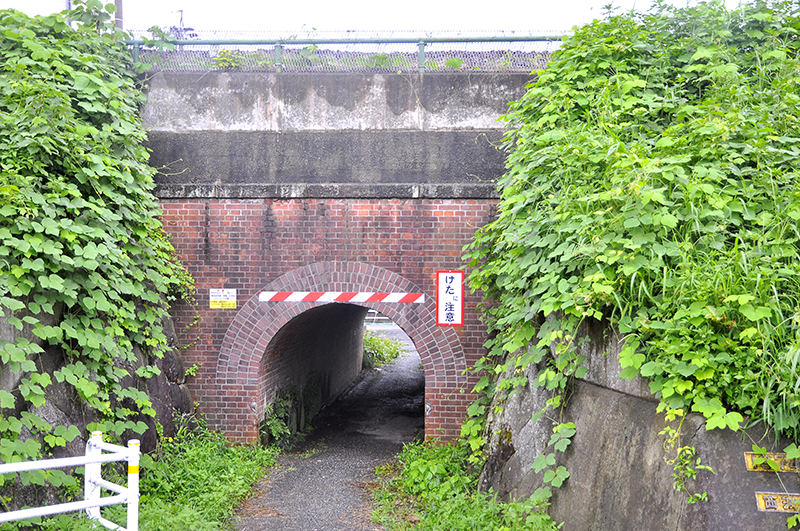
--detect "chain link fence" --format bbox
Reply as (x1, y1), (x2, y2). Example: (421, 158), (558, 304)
(127, 30), (563, 73)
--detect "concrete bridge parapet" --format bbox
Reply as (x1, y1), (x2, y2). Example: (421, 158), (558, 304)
(143, 71), (532, 200)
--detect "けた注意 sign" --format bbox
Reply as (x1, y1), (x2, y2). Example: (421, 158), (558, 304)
(436, 270), (463, 326)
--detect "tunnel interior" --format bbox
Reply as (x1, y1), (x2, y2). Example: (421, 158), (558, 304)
(258, 303), (424, 443)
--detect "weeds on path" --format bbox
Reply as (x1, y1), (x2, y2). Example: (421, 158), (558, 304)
(370, 440), (558, 530)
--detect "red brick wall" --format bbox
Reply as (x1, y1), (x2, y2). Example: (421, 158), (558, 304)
(160, 198), (496, 441)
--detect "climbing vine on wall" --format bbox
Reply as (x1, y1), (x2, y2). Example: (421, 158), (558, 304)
(463, 0), (800, 488)
(0, 0), (191, 488)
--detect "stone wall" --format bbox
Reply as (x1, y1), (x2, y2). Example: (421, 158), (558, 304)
(0, 310), (193, 509)
(479, 319), (796, 529)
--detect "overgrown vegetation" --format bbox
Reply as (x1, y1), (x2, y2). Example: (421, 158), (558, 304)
(0, 0), (192, 490)
(137, 418), (278, 528)
(1, 418), (279, 530)
(211, 49), (246, 71)
(463, 0), (800, 507)
(261, 391), (294, 445)
(362, 331), (406, 370)
(371, 440), (557, 530)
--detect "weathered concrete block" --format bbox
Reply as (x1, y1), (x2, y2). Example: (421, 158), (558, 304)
(141, 71), (530, 199)
(145, 130), (507, 189)
(576, 318), (653, 400)
(481, 339), (795, 529)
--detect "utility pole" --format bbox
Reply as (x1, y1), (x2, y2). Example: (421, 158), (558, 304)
(115, 0), (123, 30)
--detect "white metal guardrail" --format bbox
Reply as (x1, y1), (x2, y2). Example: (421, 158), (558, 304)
(0, 431), (140, 531)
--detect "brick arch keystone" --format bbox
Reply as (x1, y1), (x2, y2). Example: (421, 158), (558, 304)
(215, 261), (469, 441)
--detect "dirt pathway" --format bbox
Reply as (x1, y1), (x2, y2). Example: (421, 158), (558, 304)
(234, 326), (424, 531)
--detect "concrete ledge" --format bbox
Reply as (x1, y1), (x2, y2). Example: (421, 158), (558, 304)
(153, 182), (499, 199)
(147, 130), (508, 187)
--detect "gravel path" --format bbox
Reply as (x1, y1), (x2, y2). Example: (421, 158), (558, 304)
(234, 326), (424, 531)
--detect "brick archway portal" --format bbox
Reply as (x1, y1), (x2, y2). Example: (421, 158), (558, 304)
(214, 261), (473, 442)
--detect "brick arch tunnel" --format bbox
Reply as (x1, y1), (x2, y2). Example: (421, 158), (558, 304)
(213, 261), (471, 442)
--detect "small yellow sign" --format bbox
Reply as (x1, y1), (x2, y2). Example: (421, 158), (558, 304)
(209, 288), (237, 309)
(756, 492), (800, 513)
(744, 452), (800, 473)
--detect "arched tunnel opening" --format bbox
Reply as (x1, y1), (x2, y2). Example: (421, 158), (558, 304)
(258, 302), (425, 446)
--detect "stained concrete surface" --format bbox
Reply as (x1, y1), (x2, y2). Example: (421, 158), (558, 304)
(143, 72), (526, 195)
(234, 324), (424, 531)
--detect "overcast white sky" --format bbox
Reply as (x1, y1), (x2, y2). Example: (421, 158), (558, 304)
(0, 0), (660, 33)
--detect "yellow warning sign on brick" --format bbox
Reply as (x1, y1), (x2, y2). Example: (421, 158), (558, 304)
(210, 289), (237, 309)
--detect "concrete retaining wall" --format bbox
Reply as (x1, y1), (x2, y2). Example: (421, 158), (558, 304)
(479, 319), (796, 529)
(142, 71), (532, 199)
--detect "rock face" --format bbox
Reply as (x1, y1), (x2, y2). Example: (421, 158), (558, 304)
(479, 319), (796, 530)
(0, 309), (194, 509)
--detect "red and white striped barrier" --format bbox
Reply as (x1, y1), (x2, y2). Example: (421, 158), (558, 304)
(259, 291), (425, 303)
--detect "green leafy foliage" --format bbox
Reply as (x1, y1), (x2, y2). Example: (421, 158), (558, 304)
(212, 49), (245, 71)
(362, 331), (406, 369)
(669, 446), (714, 504)
(371, 440), (557, 530)
(464, 0), (800, 452)
(260, 390), (295, 446)
(0, 0), (193, 481)
(1, 418), (279, 530)
(140, 419), (279, 526)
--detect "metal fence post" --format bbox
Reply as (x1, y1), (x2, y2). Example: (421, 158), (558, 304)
(275, 42), (282, 72)
(418, 41), (425, 73)
(126, 439), (140, 531)
(84, 431), (102, 522)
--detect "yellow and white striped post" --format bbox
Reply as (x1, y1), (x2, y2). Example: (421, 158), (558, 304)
(126, 439), (140, 531)
(84, 431), (103, 521)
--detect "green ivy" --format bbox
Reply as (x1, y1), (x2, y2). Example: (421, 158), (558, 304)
(464, 0), (800, 468)
(0, 0), (192, 487)
(211, 49), (245, 71)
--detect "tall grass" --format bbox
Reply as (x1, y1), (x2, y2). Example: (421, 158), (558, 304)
(0, 417), (279, 531)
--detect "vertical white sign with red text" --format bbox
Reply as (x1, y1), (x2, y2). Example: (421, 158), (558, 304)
(436, 270), (464, 326)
